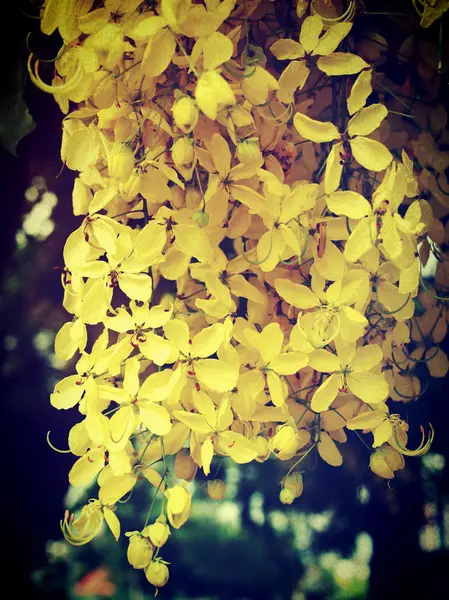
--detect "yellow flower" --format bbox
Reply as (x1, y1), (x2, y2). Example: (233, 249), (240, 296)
(294, 103), (392, 194)
(271, 14), (363, 103)
(275, 277), (368, 346)
(309, 342), (389, 412)
(61, 499), (120, 545)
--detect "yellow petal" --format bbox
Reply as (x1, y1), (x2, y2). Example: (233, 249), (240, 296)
(201, 437), (214, 475)
(347, 69), (373, 115)
(269, 352), (308, 375)
(311, 373), (341, 412)
(347, 104), (388, 137)
(317, 52), (369, 76)
(173, 410), (211, 434)
(300, 15), (323, 53)
(266, 370), (286, 407)
(314, 241), (347, 281)
(348, 372), (389, 403)
(275, 278), (320, 309)
(191, 323), (224, 358)
(294, 112), (340, 143)
(308, 349), (340, 372)
(350, 137), (393, 172)
(55, 322), (78, 361)
(195, 359), (239, 392)
(210, 133), (231, 178)
(139, 403), (172, 436)
(103, 507), (121, 541)
(142, 28), (176, 77)
(324, 143), (343, 193)
(349, 344), (383, 372)
(174, 223), (214, 262)
(100, 474), (135, 506)
(203, 31), (233, 70)
(327, 190), (372, 219)
(118, 273), (153, 302)
(195, 70), (236, 120)
(277, 61), (310, 104)
(69, 448), (104, 486)
(270, 39), (305, 60)
(344, 217), (376, 262)
(231, 184), (266, 214)
(312, 22), (352, 56)
(346, 409), (387, 430)
(131, 15), (166, 38)
(318, 432), (343, 466)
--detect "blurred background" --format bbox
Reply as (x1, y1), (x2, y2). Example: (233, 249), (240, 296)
(1, 1), (449, 598)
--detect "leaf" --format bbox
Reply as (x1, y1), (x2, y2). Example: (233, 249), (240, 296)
(0, 56), (36, 155)
(294, 112), (340, 143)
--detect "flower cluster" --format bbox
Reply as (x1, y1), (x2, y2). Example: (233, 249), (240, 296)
(34, 0), (448, 593)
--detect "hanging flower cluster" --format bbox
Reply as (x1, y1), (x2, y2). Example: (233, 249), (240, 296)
(34, 0), (448, 593)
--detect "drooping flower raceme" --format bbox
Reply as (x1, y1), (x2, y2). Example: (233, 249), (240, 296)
(34, 0), (442, 592)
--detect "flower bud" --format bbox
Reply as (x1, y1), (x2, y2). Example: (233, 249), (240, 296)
(236, 138), (263, 167)
(126, 534), (153, 569)
(185, 186), (202, 209)
(282, 472), (303, 498)
(145, 560), (169, 588)
(165, 485), (192, 529)
(254, 436), (270, 462)
(207, 479), (226, 500)
(370, 445), (405, 479)
(173, 96), (198, 133)
(192, 210), (209, 227)
(174, 448), (198, 482)
(109, 142), (135, 182)
(269, 425), (299, 460)
(143, 516), (170, 548)
(121, 170), (141, 202)
(279, 488), (295, 505)
(172, 137), (194, 167)
(170, 186), (185, 209)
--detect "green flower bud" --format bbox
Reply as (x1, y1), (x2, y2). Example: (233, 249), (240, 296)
(192, 210), (209, 227)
